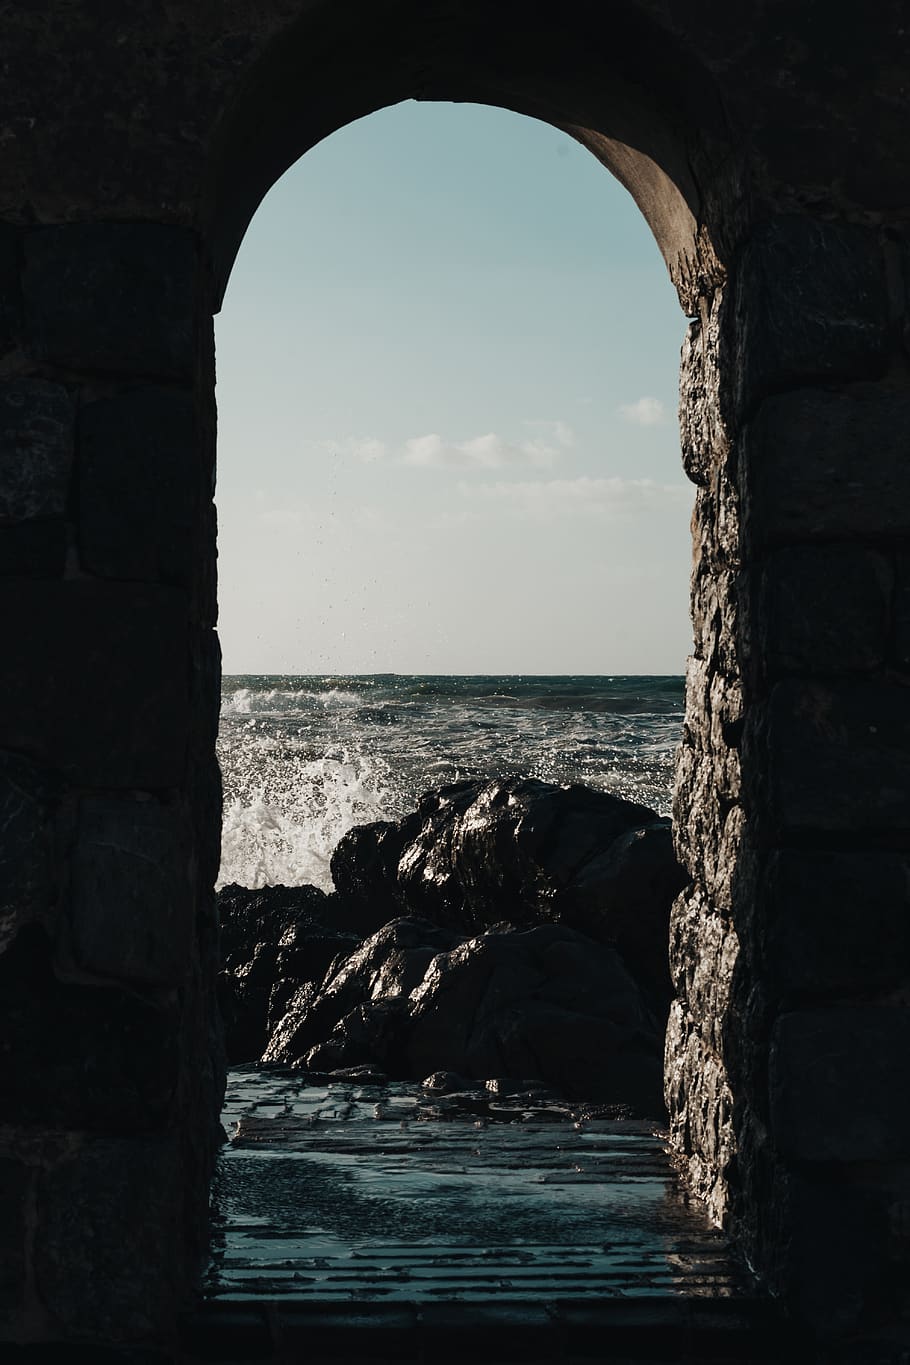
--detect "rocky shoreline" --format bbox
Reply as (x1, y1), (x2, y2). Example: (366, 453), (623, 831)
(217, 775), (685, 1118)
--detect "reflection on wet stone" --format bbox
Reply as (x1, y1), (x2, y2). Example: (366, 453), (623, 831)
(207, 1068), (749, 1304)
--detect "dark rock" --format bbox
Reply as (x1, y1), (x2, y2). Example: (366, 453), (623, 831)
(78, 387), (197, 585)
(328, 806), (424, 934)
(0, 379), (74, 522)
(304, 997), (412, 1074)
(327, 1065), (388, 1085)
(334, 776), (669, 940)
(421, 1070), (474, 1094)
(266, 917), (362, 1033)
(216, 881), (359, 1064)
(218, 882), (331, 968)
(260, 981), (317, 1064)
(484, 1076), (552, 1098)
(407, 923), (665, 1113)
(267, 915), (664, 1114)
(262, 779), (680, 1103)
(562, 820), (685, 1007)
(23, 223), (195, 378)
(262, 916), (460, 1068)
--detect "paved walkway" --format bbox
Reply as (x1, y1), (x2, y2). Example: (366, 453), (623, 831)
(179, 1068), (788, 1360)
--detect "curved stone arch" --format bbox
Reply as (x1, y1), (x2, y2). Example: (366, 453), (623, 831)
(204, 0), (734, 310)
(2, 1), (908, 1353)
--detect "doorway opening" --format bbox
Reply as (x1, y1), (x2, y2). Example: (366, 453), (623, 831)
(203, 100), (744, 1313)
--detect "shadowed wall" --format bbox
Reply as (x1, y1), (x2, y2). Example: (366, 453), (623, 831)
(0, 2), (908, 1357)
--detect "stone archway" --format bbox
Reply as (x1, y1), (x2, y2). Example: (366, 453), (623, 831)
(1, 2), (908, 1355)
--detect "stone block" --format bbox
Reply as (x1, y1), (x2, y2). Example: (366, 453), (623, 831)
(0, 379), (74, 522)
(763, 850), (910, 998)
(0, 1156), (28, 1325)
(781, 1171), (892, 1336)
(678, 290), (729, 486)
(78, 386), (197, 584)
(756, 545), (891, 676)
(742, 388), (910, 544)
(69, 796), (192, 988)
(691, 467), (740, 573)
(23, 224), (196, 378)
(663, 995), (734, 1224)
(690, 561), (741, 676)
(770, 1007), (910, 1162)
(0, 518), (67, 577)
(668, 889), (740, 1051)
(0, 751), (55, 956)
(732, 216), (888, 412)
(0, 223), (21, 355)
(35, 1136), (180, 1340)
(0, 579), (189, 788)
(750, 679), (910, 833)
(0, 924), (178, 1131)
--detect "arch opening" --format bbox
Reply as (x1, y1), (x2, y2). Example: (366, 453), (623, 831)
(206, 0), (732, 312)
(207, 94), (722, 1308)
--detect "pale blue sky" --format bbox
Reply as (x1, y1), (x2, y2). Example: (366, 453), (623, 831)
(215, 100), (693, 674)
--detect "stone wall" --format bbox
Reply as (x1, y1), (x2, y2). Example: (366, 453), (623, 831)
(669, 215), (910, 1352)
(0, 223), (224, 1346)
(0, 1), (908, 1356)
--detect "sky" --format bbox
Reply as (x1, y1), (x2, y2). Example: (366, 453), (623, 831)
(214, 100), (693, 676)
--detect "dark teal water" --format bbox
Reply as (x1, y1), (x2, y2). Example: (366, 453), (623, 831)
(217, 675), (684, 891)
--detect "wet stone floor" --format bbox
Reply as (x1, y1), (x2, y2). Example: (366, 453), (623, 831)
(206, 1067), (750, 1305)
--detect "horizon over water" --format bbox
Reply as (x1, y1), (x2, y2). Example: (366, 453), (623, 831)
(217, 673), (685, 892)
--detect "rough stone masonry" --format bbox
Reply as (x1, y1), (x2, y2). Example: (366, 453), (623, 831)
(0, 2), (908, 1358)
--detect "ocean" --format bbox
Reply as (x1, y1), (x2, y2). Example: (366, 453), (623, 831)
(217, 674), (685, 893)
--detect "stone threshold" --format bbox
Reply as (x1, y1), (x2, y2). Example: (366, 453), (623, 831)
(179, 1294), (789, 1362)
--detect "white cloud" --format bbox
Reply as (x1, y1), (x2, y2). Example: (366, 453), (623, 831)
(523, 419), (575, 448)
(456, 475), (689, 521)
(313, 422), (575, 471)
(401, 426), (570, 469)
(618, 396), (667, 427)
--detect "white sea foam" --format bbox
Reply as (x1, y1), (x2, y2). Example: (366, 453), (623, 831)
(221, 685), (361, 718)
(217, 742), (401, 891)
(216, 674), (682, 892)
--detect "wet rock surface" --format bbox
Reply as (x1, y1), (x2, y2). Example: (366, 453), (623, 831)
(264, 917), (460, 1073)
(405, 922), (663, 1109)
(217, 882), (360, 1063)
(218, 778), (683, 1114)
(330, 776), (680, 947)
(207, 1067), (751, 1306)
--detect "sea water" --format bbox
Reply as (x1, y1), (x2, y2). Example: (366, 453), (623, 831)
(217, 674), (685, 892)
